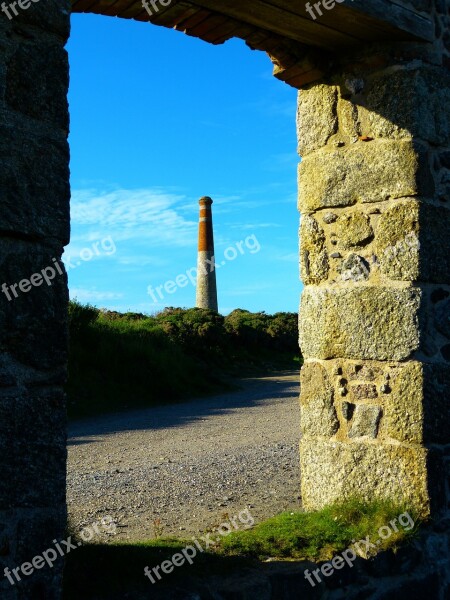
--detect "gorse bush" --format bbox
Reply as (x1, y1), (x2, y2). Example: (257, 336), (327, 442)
(67, 301), (300, 419)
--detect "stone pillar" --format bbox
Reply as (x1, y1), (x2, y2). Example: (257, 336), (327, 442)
(196, 196), (218, 312)
(0, 2), (71, 598)
(298, 25), (450, 519)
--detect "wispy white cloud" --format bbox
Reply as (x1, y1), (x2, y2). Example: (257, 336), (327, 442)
(278, 252), (299, 263)
(70, 187), (197, 247)
(70, 288), (124, 302)
(230, 222), (281, 230)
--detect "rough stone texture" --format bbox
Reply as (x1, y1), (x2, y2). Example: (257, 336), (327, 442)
(338, 254), (370, 282)
(298, 140), (433, 213)
(351, 383), (378, 400)
(382, 362), (424, 445)
(300, 215), (329, 285)
(6, 43), (70, 130)
(296, 85), (338, 157)
(375, 201), (450, 284)
(300, 362), (339, 438)
(300, 439), (429, 516)
(376, 200), (420, 281)
(347, 364), (381, 381)
(298, 11), (450, 540)
(0, 124), (70, 243)
(348, 405), (382, 439)
(299, 287), (421, 361)
(335, 212), (374, 249)
(0, 241), (69, 369)
(0, 3), (71, 599)
(338, 96), (361, 140)
(361, 68), (450, 145)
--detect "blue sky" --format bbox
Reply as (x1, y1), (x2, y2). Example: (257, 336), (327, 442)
(66, 13), (301, 315)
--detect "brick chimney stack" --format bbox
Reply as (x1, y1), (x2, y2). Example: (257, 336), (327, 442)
(196, 196), (218, 312)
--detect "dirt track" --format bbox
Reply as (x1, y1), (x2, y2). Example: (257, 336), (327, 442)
(67, 371), (301, 542)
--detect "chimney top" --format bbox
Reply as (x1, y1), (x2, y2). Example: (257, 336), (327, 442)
(199, 196), (213, 206)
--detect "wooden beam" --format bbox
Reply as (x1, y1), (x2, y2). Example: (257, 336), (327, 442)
(339, 0), (434, 42)
(71, 0), (434, 46)
(175, 0), (361, 50)
(263, 0), (431, 43)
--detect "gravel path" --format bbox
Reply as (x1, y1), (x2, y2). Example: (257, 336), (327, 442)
(67, 371), (301, 543)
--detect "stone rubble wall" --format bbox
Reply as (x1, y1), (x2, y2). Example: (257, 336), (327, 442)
(297, 2), (450, 520)
(0, 2), (71, 598)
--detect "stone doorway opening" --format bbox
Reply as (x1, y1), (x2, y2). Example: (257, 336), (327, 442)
(68, 7), (299, 539)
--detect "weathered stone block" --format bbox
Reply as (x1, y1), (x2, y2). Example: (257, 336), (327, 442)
(0, 390), (66, 509)
(0, 239), (68, 370)
(298, 141), (433, 212)
(378, 362), (449, 446)
(297, 85), (338, 156)
(0, 125), (70, 243)
(300, 361), (339, 438)
(383, 362), (424, 443)
(376, 200), (420, 281)
(300, 439), (429, 517)
(300, 215), (329, 284)
(362, 68), (450, 145)
(299, 287), (421, 361)
(8, 0), (71, 38)
(336, 212), (374, 249)
(6, 44), (69, 130)
(348, 405), (382, 438)
(337, 97), (361, 140)
(377, 201), (450, 283)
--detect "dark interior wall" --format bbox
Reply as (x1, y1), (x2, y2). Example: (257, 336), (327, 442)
(0, 2), (71, 598)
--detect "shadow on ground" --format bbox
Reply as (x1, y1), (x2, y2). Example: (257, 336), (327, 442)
(68, 371), (300, 444)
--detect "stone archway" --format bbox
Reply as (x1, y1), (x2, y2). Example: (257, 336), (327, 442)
(0, 1), (448, 598)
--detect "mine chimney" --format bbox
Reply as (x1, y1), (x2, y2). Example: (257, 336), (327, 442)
(196, 196), (218, 312)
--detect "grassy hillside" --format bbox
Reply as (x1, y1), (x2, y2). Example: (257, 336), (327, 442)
(67, 302), (301, 419)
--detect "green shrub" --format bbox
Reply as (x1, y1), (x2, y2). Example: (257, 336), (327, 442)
(67, 302), (301, 418)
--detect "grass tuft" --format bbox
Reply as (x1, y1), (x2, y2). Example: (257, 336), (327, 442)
(218, 498), (421, 561)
